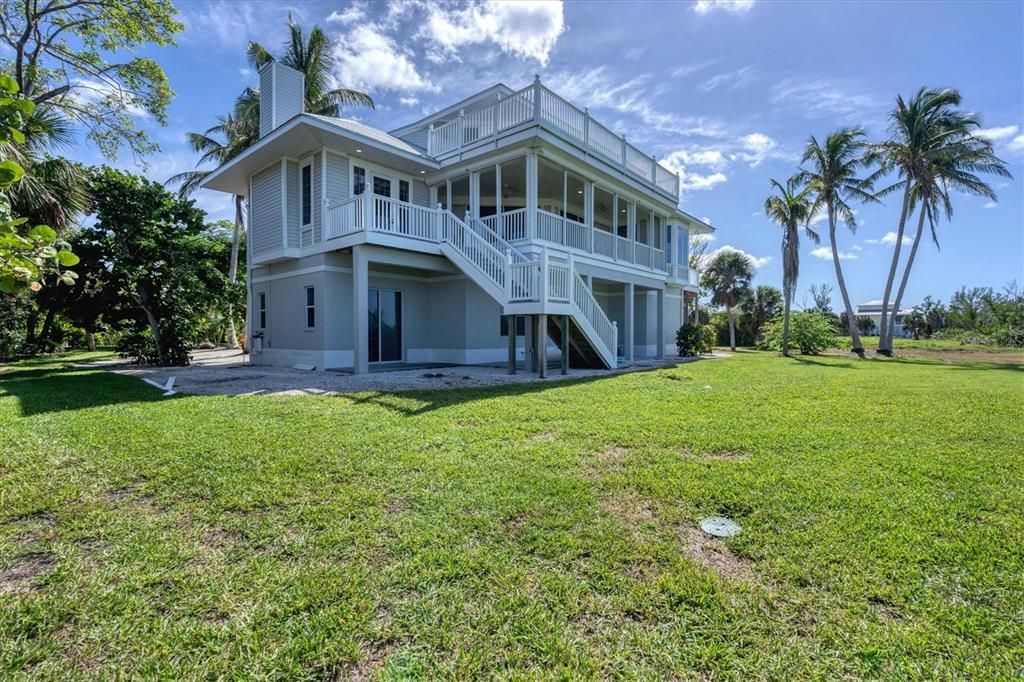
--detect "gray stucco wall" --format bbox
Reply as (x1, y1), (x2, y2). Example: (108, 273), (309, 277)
(250, 163), (282, 255)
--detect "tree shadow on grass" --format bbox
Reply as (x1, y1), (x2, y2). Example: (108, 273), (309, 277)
(788, 355), (857, 369)
(341, 363), (687, 417)
(885, 355), (1024, 373)
(0, 360), (181, 417)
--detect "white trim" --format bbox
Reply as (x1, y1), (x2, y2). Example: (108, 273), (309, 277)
(251, 263), (467, 284)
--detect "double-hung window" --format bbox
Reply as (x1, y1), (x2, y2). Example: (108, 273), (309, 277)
(258, 292), (267, 329)
(353, 166), (366, 195)
(304, 287), (316, 329)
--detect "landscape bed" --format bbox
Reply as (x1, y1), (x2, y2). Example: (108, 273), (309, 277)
(1, 350), (1022, 679)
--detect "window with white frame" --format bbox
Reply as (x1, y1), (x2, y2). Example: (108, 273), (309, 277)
(304, 287), (315, 328)
(300, 159), (313, 246)
(258, 292), (267, 329)
(399, 179), (410, 203)
(353, 165), (366, 195)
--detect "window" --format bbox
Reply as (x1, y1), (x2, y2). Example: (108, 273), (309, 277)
(617, 199), (633, 238)
(304, 287), (315, 328)
(353, 166), (366, 195)
(258, 292), (267, 329)
(666, 226), (672, 263)
(499, 316), (527, 337)
(593, 186), (614, 232)
(399, 179), (410, 203)
(300, 161), (312, 226)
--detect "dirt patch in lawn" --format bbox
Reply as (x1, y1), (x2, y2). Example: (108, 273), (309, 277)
(384, 497), (411, 515)
(531, 431), (559, 442)
(600, 494), (754, 580)
(682, 448), (751, 462)
(0, 551), (57, 595)
(200, 527), (245, 552)
(104, 479), (148, 503)
(329, 641), (397, 681)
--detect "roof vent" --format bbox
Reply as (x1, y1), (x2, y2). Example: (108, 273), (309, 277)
(259, 62), (305, 138)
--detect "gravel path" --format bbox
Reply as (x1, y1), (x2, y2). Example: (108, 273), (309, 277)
(89, 348), (728, 397)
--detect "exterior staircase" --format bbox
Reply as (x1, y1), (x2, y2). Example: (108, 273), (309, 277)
(324, 195), (618, 369)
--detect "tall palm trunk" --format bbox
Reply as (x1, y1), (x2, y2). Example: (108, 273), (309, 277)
(727, 304), (736, 351)
(878, 185), (912, 354)
(224, 194), (243, 349)
(889, 204), (928, 348)
(829, 204), (863, 355)
(781, 286), (792, 357)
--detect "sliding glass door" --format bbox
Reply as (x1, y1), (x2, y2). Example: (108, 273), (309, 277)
(368, 288), (403, 363)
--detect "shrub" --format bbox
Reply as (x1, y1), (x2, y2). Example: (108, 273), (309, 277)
(676, 323), (714, 357)
(760, 312), (836, 355)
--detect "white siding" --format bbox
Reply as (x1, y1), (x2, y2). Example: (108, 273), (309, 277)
(259, 62), (304, 138)
(326, 151), (348, 204)
(250, 164), (281, 255)
(286, 160), (300, 249)
(412, 179), (429, 207)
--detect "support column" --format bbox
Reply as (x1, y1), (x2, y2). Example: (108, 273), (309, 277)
(538, 313), (548, 378)
(624, 282), (635, 363)
(561, 315), (569, 375)
(524, 313), (535, 373)
(352, 245), (369, 375)
(656, 288), (665, 359)
(525, 153), (538, 239)
(507, 316), (517, 375)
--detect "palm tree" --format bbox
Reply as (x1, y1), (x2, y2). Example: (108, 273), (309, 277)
(887, 138), (1010, 344)
(701, 250), (754, 351)
(763, 176), (817, 356)
(871, 88), (1011, 353)
(247, 15), (374, 116)
(800, 128), (885, 357)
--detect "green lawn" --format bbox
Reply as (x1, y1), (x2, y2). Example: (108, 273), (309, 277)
(1, 351), (1022, 679)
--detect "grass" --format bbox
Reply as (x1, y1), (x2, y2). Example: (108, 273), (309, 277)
(849, 336), (1023, 353)
(1, 350), (1022, 679)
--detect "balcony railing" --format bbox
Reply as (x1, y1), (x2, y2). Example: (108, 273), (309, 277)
(427, 76), (681, 200)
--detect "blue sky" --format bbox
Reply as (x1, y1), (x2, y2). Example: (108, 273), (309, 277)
(78, 0), (1023, 309)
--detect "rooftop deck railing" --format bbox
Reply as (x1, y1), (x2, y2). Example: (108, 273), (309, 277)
(427, 77), (681, 200)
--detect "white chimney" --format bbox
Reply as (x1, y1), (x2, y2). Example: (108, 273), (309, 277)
(259, 62), (305, 138)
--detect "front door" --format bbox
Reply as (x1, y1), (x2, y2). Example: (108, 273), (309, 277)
(368, 288), (402, 363)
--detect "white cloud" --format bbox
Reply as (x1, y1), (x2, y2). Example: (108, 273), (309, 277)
(334, 24), (434, 93)
(983, 201), (998, 209)
(660, 150), (728, 191)
(181, 1), (306, 53)
(706, 244), (771, 268)
(546, 67), (728, 138)
(399, 96), (420, 107)
(420, 0), (565, 65)
(693, 0), (756, 15)
(624, 47), (645, 61)
(865, 231), (914, 246)
(732, 132), (778, 167)
(698, 66), (757, 92)
(810, 246), (857, 260)
(671, 61), (716, 78)
(772, 78), (878, 118)
(974, 125), (1019, 142)
(239, 67), (253, 79)
(327, 4), (366, 25)
(1009, 134), (1024, 152)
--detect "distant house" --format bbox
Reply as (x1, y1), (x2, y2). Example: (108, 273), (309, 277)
(202, 63), (712, 375)
(857, 300), (913, 337)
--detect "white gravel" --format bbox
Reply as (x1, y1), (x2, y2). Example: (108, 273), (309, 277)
(89, 348), (727, 397)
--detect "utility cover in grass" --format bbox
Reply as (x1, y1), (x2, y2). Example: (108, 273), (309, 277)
(699, 516), (741, 537)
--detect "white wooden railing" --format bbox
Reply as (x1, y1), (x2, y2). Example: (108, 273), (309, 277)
(483, 207), (527, 242)
(370, 196), (438, 241)
(573, 272), (617, 365)
(593, 229), (615, 259)
(508, 261), (538, 302)
(440, 210), (506, 290)
(325, 196), (363, 240)
(426, 76), (681, 199)
(547, 261), (571, 303)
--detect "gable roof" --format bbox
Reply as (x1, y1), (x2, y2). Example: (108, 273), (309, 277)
(307, 114), (429, 155)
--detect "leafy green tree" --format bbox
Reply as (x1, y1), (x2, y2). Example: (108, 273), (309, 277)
(701, 250), (754, 351)
(0, 0), (183, 159)
(760, 312), (836, 355)
(81, 167), (232, 365)
(0, 74), (77, 294)
(763, 176), (816, 356)
(800, 128), (885, 356)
